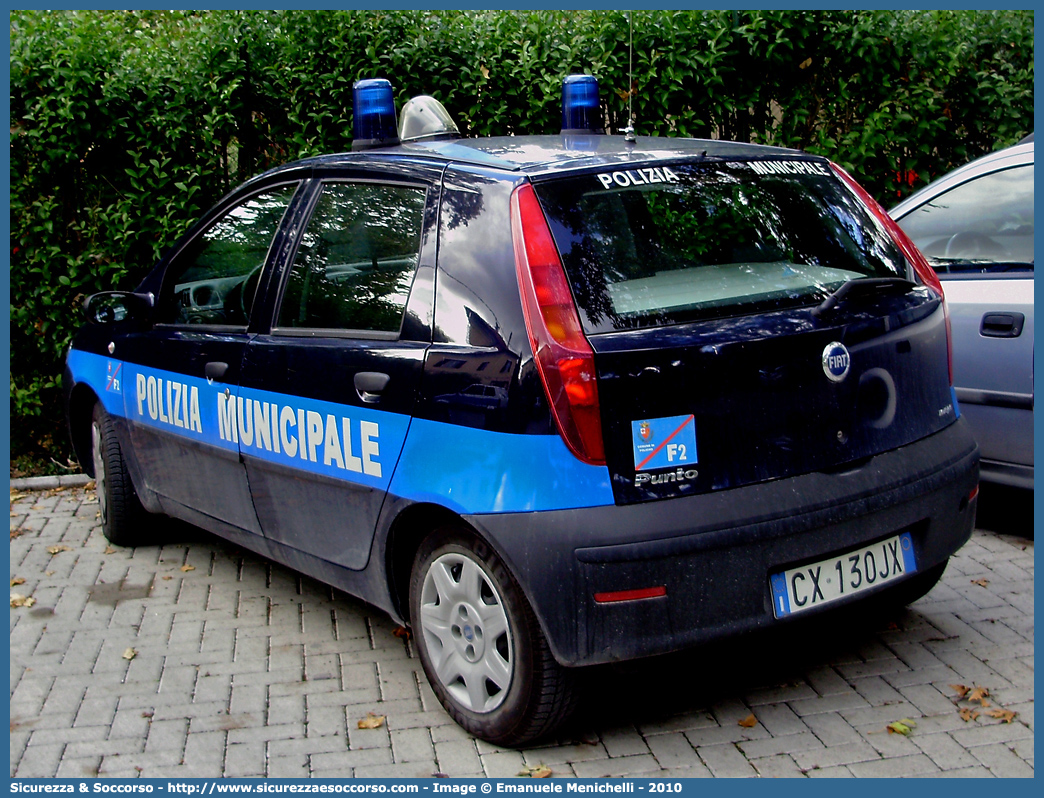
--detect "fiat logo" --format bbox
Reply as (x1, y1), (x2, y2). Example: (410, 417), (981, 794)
(822, 342), (851, 382)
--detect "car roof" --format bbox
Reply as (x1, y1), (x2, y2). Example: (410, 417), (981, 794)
(891, 141), (1034, 219)
(264, 135), (810, 179)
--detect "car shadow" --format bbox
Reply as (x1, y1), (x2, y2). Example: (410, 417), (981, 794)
(975, 483), (1034, 540)
(557, 602), (931, 742)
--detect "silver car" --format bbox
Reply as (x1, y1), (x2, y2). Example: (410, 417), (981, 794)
(891, 139), (1034, 489)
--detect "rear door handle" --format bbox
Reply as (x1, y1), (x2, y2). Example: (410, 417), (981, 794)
(980, 312), (1025, 338)
(354, 372), (390, 403)
(205, 361), (229, 381)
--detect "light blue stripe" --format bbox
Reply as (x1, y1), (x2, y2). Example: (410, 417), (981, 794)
(390, 417), (615, 514)
(68, 348), (615, 514)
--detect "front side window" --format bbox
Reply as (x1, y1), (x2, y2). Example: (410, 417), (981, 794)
(277, 182), (426, 334)
(896, 164), (1034, 273)
(160, 185), (298, 326)
(535, 161), (909, 333)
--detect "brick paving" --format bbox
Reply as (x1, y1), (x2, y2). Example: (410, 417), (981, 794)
(9, 484), (1034, 778)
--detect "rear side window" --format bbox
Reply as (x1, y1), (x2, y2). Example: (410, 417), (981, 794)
(277, 182), (426, 334)
(535, 161), (908, 332)
(895, 164), (1033, 273)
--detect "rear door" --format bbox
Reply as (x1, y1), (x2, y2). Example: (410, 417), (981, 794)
(534, 159), (956, 505)
(239, 165), (441, 569)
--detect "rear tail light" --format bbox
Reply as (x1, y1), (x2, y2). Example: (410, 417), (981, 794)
(830, 162), (953, 386)
(510, 182), (606, 465)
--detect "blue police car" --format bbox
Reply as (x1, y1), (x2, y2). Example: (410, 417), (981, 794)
(65, 77), (979, 745)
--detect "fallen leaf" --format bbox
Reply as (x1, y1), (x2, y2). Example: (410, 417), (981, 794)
(985, 708), (1017, 724)
(971, 578), (989, 587)
(10, 593), (36, 608)
(162, 576), (172, 581)
(10, 577), (26, 586)
(45, 572), (54, 577)
(104, 547), (116, 555)
(738, 714), (758, 728)
(798, 57), (813, 70)
(968, 686), (990, 706)
(10, 528), (26, 539)
(47, 545), (70, 555)
(10, 490), (29, 502)
(958, 707), (979, 722)
(122, 648), (137, 660)
(141, 711), (154, 719)
(950, 684), (970, 699)
(517, 765), (552, 778)
(357, 712), (385, 729)
(886, 718), (916, 735)
(180, 565), (195, 572)
(84, 481), (96, 491)
(392, 626), (411, 639)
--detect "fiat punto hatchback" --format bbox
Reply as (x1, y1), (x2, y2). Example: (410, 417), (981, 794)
(65, 77), (979, 745)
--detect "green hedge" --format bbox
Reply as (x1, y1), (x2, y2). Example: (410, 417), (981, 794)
(9, 9), (1034, 468)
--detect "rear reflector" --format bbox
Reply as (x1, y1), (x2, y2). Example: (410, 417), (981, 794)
(830, 162), (953, 386)
(969, 485), (980, 502)
(594, 586), (667, 604)
(511, 182), (606, 465)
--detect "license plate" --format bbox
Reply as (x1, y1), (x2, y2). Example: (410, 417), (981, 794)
(769, 532), (918, 618)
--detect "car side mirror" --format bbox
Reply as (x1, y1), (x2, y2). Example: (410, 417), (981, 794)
(83, 291), (155, 325)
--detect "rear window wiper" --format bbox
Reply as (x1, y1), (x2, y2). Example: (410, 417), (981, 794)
(812, 277), (917, 318)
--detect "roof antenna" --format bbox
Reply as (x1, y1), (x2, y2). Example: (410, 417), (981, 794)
(620, 11), (636, 143)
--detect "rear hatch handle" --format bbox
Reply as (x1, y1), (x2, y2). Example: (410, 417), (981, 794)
(812, 277), (916, 318)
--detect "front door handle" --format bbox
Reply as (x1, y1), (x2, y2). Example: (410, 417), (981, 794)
(355, 371), (390, 403)
(980, 312), (1025, 338)
(205, 361), (229, 381)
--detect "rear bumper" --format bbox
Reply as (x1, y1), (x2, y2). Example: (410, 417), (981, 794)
(466, 418), (979, 666)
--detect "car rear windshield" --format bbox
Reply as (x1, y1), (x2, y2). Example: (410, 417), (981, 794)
(535, 160), (909, 333)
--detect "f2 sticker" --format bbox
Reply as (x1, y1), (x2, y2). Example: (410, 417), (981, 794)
(632, 414), (697, 472)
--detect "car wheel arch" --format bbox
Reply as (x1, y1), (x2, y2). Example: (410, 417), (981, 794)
(68, 383), (101, 477)
(384, 503), (533, 631)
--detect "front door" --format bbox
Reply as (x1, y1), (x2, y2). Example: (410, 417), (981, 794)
(121, 182), (302, 531)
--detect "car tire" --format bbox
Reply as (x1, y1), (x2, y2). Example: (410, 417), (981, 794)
(409, 526), (577, 746)
(91, 402), (148, 546)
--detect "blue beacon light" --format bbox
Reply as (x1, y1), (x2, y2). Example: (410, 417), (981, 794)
(561, 74), (601, 134)
(352, 78), (400, 151)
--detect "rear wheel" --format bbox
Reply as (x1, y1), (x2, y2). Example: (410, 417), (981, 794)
(91, 402), (148, 546)
(409, 527), (576, 746)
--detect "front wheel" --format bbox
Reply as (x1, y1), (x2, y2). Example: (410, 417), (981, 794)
(91, 402), (148, 546)
(409, 527), (576, 746)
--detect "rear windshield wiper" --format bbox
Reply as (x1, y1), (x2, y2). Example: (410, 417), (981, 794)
(812, 277), (916, 318)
